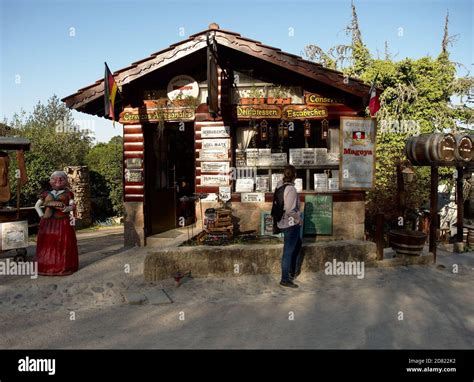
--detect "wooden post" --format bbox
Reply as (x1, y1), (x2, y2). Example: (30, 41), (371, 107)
(375, 213), (385, 260)
(456, 166), (464, 244)
(396, 161), (405, 220)
(16, 178), (21, 220)
(430, 166), (438, 262)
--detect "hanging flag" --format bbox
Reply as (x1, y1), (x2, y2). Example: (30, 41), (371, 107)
(368, 74), (380, 117)
(104, 62), (120, 124)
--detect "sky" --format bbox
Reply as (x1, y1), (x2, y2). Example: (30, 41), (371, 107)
(1, 0), (473, 143)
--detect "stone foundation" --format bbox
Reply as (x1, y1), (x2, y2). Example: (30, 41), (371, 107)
(196, 199), (366, 240)
(144, 240), (376, 281)
(124, 201), (145, 247)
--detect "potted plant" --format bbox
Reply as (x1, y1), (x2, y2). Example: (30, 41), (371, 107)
(268, 85), (291, 105)
(247, 87), (265, 104)
(171, 92), (187, 107)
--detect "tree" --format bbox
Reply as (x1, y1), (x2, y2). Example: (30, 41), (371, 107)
(5, 95), (93, 206)
(85, 136), (123, 217)
(304, 5), (474, 231)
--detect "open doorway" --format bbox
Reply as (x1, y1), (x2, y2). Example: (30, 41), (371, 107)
(144, 122), (195, 236)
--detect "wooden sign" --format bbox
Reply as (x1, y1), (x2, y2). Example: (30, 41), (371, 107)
(200, 126), (230, 138)
(237, 105), (282, 119)
(340, 117), (376, 190)
(282, 105), (328, 120)
(119, 107), (195, 124)
(303, 194), (333, 236)
(305, 93), (345, 105)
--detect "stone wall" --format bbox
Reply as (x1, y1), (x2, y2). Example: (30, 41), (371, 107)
(124, 201), (145, 247)
(145, 240), (376, 281)
(65, 166), (92, 228)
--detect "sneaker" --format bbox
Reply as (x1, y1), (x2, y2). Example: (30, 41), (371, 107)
(280, 280), (299, 288)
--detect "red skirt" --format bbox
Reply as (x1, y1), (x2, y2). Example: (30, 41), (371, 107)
(36, 217), (79, 276)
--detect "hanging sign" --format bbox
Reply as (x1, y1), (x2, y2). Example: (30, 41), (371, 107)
(167, 75), (199, 100)
(340, 117), (376, 190)
(282, 105), (328, 120)
(199, 149), (229, 161)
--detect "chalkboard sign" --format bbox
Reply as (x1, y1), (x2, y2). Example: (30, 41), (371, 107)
(303, 195), (333, 235)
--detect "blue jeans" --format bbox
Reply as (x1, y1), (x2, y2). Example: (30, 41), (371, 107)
(281, 224), (303, 283)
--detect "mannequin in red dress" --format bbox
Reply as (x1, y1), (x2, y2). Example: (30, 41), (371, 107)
(34, 171), (79, 275)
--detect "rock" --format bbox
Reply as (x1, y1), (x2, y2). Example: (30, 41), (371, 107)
(123, 292), (148, 305)
(91, 287), (105, 293)
(48, 284), (58, 291)
(14, 294), (22, 299)
(106, 282), (114, 288)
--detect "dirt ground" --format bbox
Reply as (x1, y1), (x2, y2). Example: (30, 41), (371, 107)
(0, 227), (473, 349)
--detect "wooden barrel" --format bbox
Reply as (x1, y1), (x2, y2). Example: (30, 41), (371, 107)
(454, 134), (473, 163)
(389, 229), (427, 256)
(405, 133), (456, 166)
(463, 228), (468, 243)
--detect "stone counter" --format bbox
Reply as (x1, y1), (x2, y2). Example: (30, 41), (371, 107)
(144, 239), (376, 281)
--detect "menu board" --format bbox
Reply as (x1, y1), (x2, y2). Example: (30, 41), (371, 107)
(257, 149), (272, 166)
(314, 174), (328, 192)
(340, 117), (376, 190)
(303, 194), (333, 235)
(246, 149), (259, 166)
(289, 148), (317, 166)
(295, 178), (303, 192)
(271, 153), (287, 166)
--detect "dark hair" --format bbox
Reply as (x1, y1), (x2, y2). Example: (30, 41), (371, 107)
(283, 165), (296, 183)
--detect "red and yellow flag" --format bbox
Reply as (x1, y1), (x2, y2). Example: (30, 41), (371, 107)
(104, 62), (119, 123)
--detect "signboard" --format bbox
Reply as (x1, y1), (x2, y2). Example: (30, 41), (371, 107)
(201, 162), (230, 173)
(235, 178), (254, 192)
(201, 126), (230, 138)
(125, 169), (143, 183)
(305, 93), (345, 105)
(125, 158), (143, 169)
(282, 105), (328, 120)
(255, 176), (270, 192)
(271, 153), (287, 166)
(340, 117), (376, 190)
(199, 149), (229, 161)
(119, 107), (195, 124)
(237, 105), (282, 119)
(241, 192), (265, 203)
(200, 174), (229, 186)
(167, 75), (199, 100)
(219, 186), (231, 201)
(303, 195), (333, 236)
(0, 221), (28, 251)
(202, 139), (231, 150)
(257, 149), (272, 166)
(260, 211), (282, 237)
